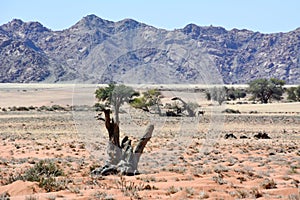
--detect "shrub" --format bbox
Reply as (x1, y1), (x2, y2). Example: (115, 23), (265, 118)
(23, 160), (66, 192)
(167, 186), (179, 195)
(260, 178), (277, 189)
(16, 106), (30, 111)
(24, 159), (63, 181)
(0, 192), (10, 200)
(51, 105), (66, 111)
(222, 108), (240, 114)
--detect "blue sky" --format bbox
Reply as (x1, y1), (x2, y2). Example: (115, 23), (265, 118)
(1, 0), (299, 33)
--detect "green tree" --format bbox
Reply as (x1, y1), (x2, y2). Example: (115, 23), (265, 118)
(296, 86), (300, 101)
(248, 78), (285, 104)
(287, 87), (297, 101)
(130, 89), (162, 114)
(210, 86), (227, 105)
(226, 87), (247, 100)
(95, 83), (138, 124)
(287, 86), (300, 101)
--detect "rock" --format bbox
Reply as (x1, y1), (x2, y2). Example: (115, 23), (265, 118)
(224, 133), (237, 139)
(254, 131), (271, 139)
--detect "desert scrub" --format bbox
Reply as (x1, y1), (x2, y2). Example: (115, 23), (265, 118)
(199, 190), (209, 199)
(23, 159), (63, 181)
(136, 175), (157, 182)
(25, 196), (38, 200)
(213, 164), (229, 173)
(93, 191), (115, 200)
(166, 185), (179, 195)
(115, 175), (151, 198)
(250, 187), (263, 198)
(260, 178), (277, 189)
(22, 159), (66, 192)
(222, 108), (241, 114)
(0, 192), (10, 200)
(185, 187), (195, 197)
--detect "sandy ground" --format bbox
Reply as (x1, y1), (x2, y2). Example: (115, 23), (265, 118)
(0, 84), (299, 199)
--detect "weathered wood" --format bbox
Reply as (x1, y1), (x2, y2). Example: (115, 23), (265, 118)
(104, 109), (120, 147)
(92, 109), (154, 176)
(134, 124), (154, 169)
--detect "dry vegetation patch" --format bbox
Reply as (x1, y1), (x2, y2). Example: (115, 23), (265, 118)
(0, 85), (299, 199)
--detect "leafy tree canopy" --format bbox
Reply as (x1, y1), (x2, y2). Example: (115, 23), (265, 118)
(248, 78), (285, 104)
(95, 83), (138, 123)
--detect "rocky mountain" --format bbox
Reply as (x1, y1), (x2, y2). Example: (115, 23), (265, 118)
(0, 14), (299, 84)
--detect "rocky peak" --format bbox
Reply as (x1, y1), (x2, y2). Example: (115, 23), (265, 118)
(25, 21), (50, 33)
(182, 24), (201, 39)
(1, 19), (24, 34)
(71, 14), (114, 31)
(2, 19), (49, 33)
(1, 19), (50, 40)
(182, 23), (228, 40)
(115, 18), (145, 32)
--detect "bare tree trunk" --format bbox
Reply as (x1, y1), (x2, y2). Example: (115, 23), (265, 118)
(92, 109), (154, 176)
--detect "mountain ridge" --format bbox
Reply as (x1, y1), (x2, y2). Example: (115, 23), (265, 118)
(0, 14), (299, 84)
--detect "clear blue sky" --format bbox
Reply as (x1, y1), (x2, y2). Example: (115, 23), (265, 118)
(1, 0), (299, 33)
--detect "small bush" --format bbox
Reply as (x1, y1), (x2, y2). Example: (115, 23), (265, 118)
(249, 110), (258, 114)
(222, 108), (240, 114)
(166, 186), (179, 195)
(51, 105), (66, 111)
(39, 105), (54, 111)
(199, 191), (209, 199)
(260, 178), (277, 189)
(16, 106), (30, 111)
(250, 187), (263, 198)
(24, 160), (63, 181)
(22, 160), (66, 192)
(0, 192), (10, 200)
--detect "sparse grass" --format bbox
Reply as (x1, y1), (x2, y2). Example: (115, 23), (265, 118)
(235, 189), (249, 199)
(93, 191), (115, 200)
(166, 185), (179, 195)
(198, 190), (209, 199)
(46, 195), (57, 200)
(185, 187), (195, 197)
(136, 175), (157, 182)
(288, 166), (299, 174)
(192, 167), (213, 176)
(288, 194), (300, 200)
(250, 187), (263, 198)
(213, 164), (229, 173)
(7, 159), (67, 192)
(212, 174), (227, 185)
(25, 196), (38, 200)
(168, 167), (187, 174)
(115, 174), (154, 198)
(0, 89), (299, 199)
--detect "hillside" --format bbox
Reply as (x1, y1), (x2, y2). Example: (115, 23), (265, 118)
(0, 14), (299, 84)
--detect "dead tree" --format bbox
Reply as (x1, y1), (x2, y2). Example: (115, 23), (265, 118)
(171, 97), (196, 117)
(92, 109), (154, 176)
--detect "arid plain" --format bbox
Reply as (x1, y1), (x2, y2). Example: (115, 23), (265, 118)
(0, 84), (299, 200)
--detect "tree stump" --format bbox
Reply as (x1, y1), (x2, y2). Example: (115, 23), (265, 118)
(92, 109), (154, 176)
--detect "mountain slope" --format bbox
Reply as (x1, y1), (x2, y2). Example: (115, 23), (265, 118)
(0, 14), (299, 84)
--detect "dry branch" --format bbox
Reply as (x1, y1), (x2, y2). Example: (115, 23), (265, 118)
(92, 109), (154, 176)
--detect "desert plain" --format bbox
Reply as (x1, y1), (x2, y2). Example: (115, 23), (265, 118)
(0, 84), (299, 200)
